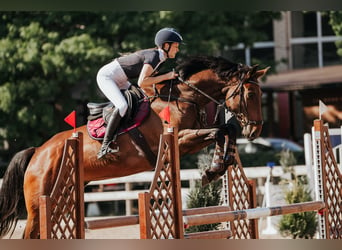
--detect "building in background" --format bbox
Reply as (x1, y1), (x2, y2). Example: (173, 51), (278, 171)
(228, 11), (342, 143)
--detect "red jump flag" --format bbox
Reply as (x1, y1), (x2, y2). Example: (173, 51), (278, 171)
(64, 110), (76, 131)
(159, 106), (171, 124)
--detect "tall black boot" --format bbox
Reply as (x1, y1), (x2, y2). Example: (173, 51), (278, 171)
(97, 108), (122, 159)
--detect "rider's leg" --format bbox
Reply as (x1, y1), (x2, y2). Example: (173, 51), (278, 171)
(97, 107), (122, 159)
(96, 60), (129, 159)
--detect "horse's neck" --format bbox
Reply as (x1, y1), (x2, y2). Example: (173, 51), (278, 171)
(181, 79), (228, 105)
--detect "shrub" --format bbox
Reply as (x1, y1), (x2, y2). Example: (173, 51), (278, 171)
(185, 147), (222, 233)
(278, 178), (318, 239)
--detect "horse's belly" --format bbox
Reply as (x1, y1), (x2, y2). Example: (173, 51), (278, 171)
(83, 156), (154, 182)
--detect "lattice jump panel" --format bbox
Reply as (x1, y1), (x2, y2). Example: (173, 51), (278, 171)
(139, 130), (183, 239)
(222, 151), (258, 239)
(315, 121), (342, 239)
(39, 133), (84, 239)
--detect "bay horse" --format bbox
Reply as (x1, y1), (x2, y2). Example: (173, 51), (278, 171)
(0, 55), (268, 238)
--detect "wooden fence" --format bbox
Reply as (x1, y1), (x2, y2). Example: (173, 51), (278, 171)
(12, 119), (342, 239)
(39, 132), (85, 239)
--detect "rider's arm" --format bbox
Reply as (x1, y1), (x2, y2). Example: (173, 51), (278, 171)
(138, 64), (178, 88)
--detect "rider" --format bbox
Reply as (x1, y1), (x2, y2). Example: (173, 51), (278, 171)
(96, 27), (183, 159)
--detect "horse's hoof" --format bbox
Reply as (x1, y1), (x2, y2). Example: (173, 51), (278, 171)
(224, 156), (235, 166)
(201, 174), (210, 187)
(201, 170), (221, 187)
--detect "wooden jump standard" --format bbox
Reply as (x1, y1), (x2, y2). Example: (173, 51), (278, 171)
(85, 121), (341, 239)
(85, 126), (328, 239)
(40, 119), (340, 239)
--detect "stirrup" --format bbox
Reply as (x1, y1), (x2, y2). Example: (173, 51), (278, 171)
(97, 145), (119, 159)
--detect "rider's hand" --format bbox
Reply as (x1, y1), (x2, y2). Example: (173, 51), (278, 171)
(165, 71), (178, 80)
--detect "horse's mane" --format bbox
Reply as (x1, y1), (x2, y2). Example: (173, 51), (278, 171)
(176, 55), (249, 81)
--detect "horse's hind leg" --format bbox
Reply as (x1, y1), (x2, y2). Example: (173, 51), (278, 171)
(23, 210), (40, 239)
(23, 170), (44, 239)
(23, 184), (41, 239)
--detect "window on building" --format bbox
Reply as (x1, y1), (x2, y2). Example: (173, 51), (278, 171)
(291, 11), (317, 38)
(250, 47), (275, 67)
(291, 11), (341, 68)
(323, 42), (342, 66)
(227, 11), (341, 69)
(292, 43), (319, 69)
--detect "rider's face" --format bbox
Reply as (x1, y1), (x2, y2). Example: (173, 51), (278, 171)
(166, 42), (180, 58)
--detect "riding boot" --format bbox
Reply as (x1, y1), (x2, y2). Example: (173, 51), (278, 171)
(97, 108), (122, 159)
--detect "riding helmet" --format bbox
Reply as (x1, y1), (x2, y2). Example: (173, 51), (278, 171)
(154, 28), (183, 47)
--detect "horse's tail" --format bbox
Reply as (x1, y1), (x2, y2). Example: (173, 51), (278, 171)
(0, 147), (36, 238)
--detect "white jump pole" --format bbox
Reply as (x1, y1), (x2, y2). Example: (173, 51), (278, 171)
(304, 133), (315, 197)
(261, 162), (277, 235)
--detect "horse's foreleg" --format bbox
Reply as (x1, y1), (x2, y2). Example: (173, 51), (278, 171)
(202, 124), (238, 186)
(222, 123), (238, 166)
(178, 126), (238, 186)
(178, 128), (219, 155)
(201, 132), (228, 186)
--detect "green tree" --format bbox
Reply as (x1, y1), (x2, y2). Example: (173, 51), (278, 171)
(0, 11), (280, 164)
(328, 11), (342, 57)
(0, 14), (112, 157)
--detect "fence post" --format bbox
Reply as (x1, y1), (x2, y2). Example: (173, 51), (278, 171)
(125, 183), (133, 216)
(39, 196), (52, 239)
(74, 132), (85, 239)
(167, 127), (184, 239)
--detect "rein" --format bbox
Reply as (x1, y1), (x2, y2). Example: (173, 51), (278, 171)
(179, 77), (222, 106)
(149, 74), (263, 127)
(179, 77), (225, 125)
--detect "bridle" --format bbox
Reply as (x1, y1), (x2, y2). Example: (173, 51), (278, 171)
(181, 76), (263, 127)
(225, 79), (263, 126)
(149, 73), (263, 128)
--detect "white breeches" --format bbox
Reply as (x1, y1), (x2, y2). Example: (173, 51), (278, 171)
(96, 60), (131, 117)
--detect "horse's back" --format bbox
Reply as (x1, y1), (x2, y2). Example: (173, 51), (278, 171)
(23, 106), (166, 197)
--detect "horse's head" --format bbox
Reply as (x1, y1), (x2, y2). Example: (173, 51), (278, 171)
(225, 65), (270, 140)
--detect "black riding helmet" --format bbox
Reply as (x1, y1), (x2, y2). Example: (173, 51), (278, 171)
(155, 28), (183, 57)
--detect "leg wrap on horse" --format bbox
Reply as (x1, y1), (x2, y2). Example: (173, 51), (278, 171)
(202, 124), (238, 186)
(210, 143), (225, 171)
(97, 108), (121, 159)
(223, 123), (237, 166)
(202, 129), (228, 186)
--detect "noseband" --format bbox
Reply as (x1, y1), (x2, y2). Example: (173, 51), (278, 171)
(225, 80), (263, 127)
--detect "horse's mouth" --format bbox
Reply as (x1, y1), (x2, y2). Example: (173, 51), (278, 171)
(242, 125), (262, 141)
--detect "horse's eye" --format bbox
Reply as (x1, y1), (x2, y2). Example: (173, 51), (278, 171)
(247, 92), (255, 99)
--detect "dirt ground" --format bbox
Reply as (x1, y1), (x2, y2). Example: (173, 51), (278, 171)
(3, 217), (289, 239)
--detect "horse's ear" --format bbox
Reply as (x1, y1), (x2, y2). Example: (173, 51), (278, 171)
(255, 66), (271, 79)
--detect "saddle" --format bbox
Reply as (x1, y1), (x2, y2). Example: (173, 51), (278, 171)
(86, 85), (156, 165)
(87, 85), (148, 140)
